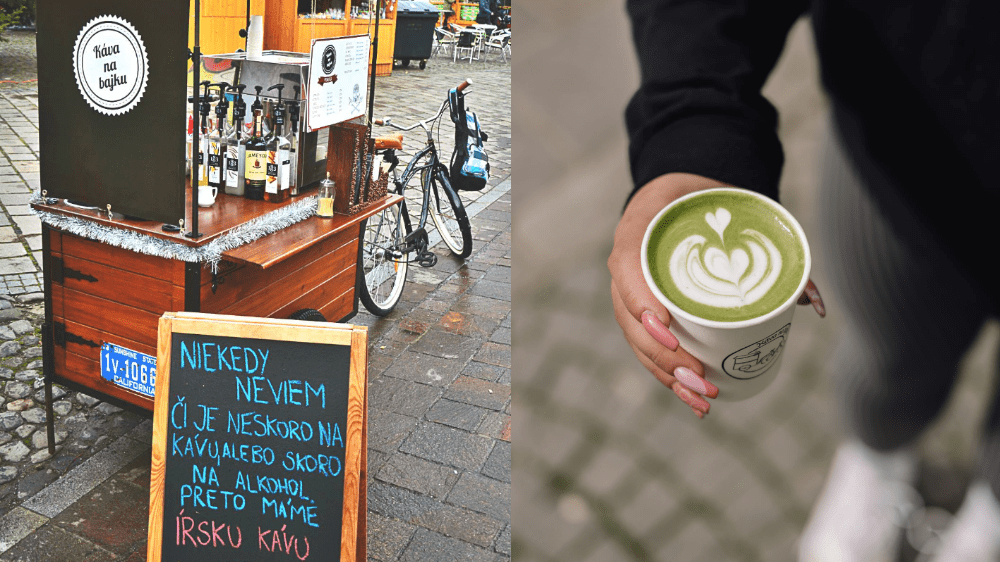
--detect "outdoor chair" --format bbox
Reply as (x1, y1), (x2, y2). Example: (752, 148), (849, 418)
(433, 27), (458, 57)
(454, 30), (477, 63)
(484, 30), (511, 62)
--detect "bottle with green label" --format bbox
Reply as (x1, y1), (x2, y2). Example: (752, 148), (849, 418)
(244, 107), (267, 200)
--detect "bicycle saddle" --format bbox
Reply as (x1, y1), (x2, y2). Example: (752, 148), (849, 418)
(373, 134), (403, 150)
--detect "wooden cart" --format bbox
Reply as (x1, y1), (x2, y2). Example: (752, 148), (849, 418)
(34, 192), (397, 413)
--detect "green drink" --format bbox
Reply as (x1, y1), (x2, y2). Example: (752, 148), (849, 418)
(646, 189), (806, 322)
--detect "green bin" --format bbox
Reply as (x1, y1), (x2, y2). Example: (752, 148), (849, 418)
(394, 1), (440, 69)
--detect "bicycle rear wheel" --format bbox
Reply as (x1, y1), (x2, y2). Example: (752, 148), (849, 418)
(425, 168), (473, 258)
(359, 200), (408, 316)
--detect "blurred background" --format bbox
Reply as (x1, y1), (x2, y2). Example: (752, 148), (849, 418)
(513, 3), (999, 561)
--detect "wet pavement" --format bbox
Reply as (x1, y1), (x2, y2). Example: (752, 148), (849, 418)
(1, 29), (510, 561)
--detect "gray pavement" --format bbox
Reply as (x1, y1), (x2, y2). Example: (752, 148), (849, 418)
(515, 7), (993, 562)
(1, 29), (510, 561)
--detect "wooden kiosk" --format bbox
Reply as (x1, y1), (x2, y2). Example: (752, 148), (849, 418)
(33, 1), (393, 418)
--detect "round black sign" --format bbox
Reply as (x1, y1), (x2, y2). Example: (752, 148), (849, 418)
(322, 45), (337, 75)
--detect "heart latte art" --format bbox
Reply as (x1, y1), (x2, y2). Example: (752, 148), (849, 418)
(647, 190), (806, 322)
(669, 208), (782, 308)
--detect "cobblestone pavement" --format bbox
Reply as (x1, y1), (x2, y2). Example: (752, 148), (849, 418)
(515, 6), (992, 562)
(0, 30), (510, 561)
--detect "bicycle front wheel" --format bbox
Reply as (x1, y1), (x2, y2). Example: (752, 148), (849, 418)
(425, 168), (473, 258)
(359, 200), (408, 316)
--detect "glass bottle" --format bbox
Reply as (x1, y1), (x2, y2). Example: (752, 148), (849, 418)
(197, 81), (212, 187)
(287, 85), (300, 196)
(244, 108), (267, 200)
(225, 84), (245, 196)
(265, 83), (291, 202)
(317, 172), (335, 217)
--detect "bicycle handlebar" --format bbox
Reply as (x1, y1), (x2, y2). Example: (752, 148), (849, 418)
(373, 79), (473, 132)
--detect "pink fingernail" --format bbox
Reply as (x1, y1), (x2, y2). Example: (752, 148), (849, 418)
(692, 407), (704, 419)
(674, 366), (718, 398)
(642, 311), (679, 351)
(673, 383), (709, 413)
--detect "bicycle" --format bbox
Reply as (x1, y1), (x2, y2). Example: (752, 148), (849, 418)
(358, 79), (475, 316)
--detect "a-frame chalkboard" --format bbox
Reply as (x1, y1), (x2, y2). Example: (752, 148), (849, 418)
(147, 312), (368, 562)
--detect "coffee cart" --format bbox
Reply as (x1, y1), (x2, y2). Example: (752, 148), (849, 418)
(31, 0), (395, 432)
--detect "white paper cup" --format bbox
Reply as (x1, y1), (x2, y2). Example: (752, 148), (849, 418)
(640, 188), (811, 401)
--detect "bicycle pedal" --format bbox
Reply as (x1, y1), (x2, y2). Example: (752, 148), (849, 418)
(417, 250), (438, 268)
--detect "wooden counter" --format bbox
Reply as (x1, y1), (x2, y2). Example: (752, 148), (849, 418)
(35, 193), (400, 410)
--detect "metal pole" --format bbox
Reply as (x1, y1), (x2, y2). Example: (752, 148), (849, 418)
(188, 0), (202, 238)
(361, 0), (381, 205)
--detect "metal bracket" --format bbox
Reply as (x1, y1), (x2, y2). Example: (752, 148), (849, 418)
(50, 257), (97, 285)
(53, 322), (99, 349)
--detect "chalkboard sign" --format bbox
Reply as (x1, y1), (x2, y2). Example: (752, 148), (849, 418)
(147, 312), (368, 562)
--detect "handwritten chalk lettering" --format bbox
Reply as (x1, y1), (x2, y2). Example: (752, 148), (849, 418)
(181, 340), (270, 375)
(226, 411), (316, 442)
(234, 377), (325, 408)
(172, 433), (221, 464)
(317, 420), (344, 448)
(192, 464), (220, 486)
(194, 405), (219, 432)
(179, 484), (247, 511)
(235, 471), (310, 500)
(282, 451), (342, 477)
(175, 510), (244, 548)
(259, 525), (311, 559)
(171, 397), (188, 429)
(261, 497), (320, 527)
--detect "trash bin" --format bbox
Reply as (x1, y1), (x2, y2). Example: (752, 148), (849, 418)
(395, 1), (440, 69)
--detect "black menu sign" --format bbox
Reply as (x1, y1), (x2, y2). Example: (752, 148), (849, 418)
(148, 312), (368, 562)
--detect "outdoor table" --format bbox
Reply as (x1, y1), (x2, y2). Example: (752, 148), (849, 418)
(33, 191), (401, 413)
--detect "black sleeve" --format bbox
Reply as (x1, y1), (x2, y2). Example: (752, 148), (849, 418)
(625, 0), (808, 204)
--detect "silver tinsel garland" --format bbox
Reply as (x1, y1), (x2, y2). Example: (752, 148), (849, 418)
(30, 196), (319, 273)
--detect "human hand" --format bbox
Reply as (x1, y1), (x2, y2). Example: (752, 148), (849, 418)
(609, 173), (825, 418)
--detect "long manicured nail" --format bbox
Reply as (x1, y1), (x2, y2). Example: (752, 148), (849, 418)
(805, 280), (826, 318)
(673, 383), (709, 414)
(691, 407), (704, 419)
(642, 311), (679, 351)
(674, 366), (718, 398)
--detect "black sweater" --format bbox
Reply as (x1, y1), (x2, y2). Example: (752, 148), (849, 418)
(626, 0), (999, 291)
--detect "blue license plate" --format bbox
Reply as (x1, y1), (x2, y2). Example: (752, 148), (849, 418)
(101, 343), (157, 398)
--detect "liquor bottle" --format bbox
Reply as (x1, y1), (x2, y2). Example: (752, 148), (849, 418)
(208, 82), (229, 190)
(249, 85), (264, 138)
(264, 83), (290, 203)
(229, 84), (248, 196)
(287, 85), (300, 196)
(185, 113), (193, 178)
(197, 81), (212, 187)
(244, 107), (267, 200)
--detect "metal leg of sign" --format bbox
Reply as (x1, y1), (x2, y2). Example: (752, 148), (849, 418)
(45, 371), (56, 457)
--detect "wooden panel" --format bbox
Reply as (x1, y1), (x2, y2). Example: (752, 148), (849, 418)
(60, 233), (186, 286)
(57, 255), (178, 314)
(220, 194), (398, 267)
(218, 238), (357, 317)
(202, 226), (354, 310)
(55, 346), (154, 409)
(55, 317), (157, 363)
(295, 19), (350, 54)
(264, 0), (296, 51)
(48, 227), (63, 254)
(319, 284), (355, 322)
(272, 265), (354, 318)
(55, 285), (161, 349)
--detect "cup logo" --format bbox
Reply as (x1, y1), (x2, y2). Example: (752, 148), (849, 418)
(722, 324), (790, 379)
(669, 207), (783, 309)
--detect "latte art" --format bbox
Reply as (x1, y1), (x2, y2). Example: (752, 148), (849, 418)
(646, 190), (806, 322)
(669, 210), (782, 308)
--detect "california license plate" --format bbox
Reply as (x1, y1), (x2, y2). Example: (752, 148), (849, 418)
(101, 343), (157, 398)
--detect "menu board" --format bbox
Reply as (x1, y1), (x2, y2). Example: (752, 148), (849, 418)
(307, 35), (371, 132)
(147, 312), (368, 562)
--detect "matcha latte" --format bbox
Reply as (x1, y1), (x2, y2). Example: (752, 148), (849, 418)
(646, 190), (806, 323)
